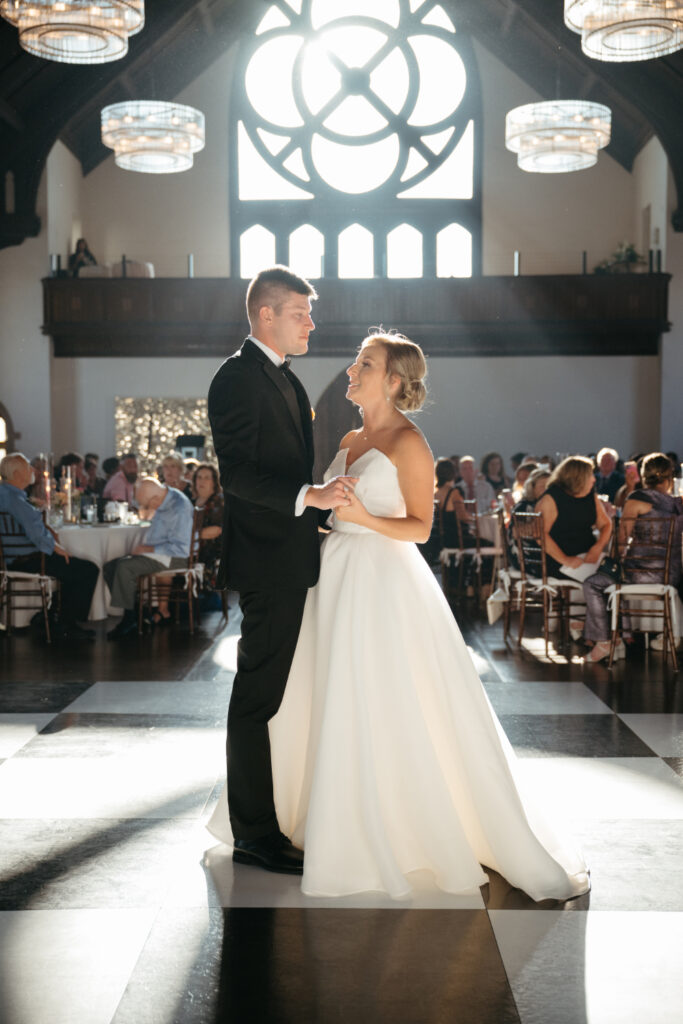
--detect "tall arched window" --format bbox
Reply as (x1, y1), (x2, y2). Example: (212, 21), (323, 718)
(230, 0), (482, 279)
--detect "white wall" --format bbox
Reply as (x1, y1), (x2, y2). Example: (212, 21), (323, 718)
(48, 348), (659, 470)
(79, 46), (237, 277)
(633, 135), (669, 263)
(660, 164), (683, 453)
(476, 43), (635, 276)
(46, 140), (84, 262)
(0, 175), (52, 456)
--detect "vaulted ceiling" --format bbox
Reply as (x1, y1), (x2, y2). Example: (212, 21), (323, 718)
(1, 0), (682, 250)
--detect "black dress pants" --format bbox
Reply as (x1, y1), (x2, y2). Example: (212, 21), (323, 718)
(14, 552), (99, 623)
(228, 588), (308, 840)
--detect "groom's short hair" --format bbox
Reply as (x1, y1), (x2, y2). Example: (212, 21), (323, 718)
(246, 266), (318, 327)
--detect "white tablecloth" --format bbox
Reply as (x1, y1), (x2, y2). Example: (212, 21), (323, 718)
(4, 523), (150, 627)
(58, 522), (149, 620)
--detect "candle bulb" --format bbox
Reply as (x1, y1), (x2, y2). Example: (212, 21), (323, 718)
(65, 466), (72, 522)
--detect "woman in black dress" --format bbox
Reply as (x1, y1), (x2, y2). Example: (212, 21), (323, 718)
(535, 456), (611, 579)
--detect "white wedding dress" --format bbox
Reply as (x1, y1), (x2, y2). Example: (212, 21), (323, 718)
(208, 447), (590, 902)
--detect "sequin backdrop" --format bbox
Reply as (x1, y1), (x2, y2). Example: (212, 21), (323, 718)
(114, 397), (216, 474)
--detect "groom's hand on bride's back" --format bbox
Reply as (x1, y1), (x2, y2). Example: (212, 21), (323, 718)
(304, 476), (358, 510)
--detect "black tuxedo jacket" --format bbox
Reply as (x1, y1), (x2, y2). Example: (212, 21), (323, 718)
(208, 338), (321, 592)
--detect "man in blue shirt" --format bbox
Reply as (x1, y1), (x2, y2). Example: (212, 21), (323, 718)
(104, 476), (193, 639)
(0, 453), (99, 639)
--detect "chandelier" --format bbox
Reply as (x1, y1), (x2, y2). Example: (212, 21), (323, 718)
(0, 1), (144, 64)
(565, 0), (683, 61)
(101, 100), (206, 173)
(505, 100), (611, 173)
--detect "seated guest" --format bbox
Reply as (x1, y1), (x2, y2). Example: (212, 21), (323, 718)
(103, 453), (138, 504)
(449, 454), (461, 483)
(160, 451), (193, 499)
(57, 451), (88, 490)
(510, 452), (527, 475)
(481, 452), (510, 496)
(83, 458), (105, 497)
(508, 467), (551, 569)
(104, 476), (193, 638)
(511, 461), (538, 502)
(185, 458), (200, 483)
(192, 463), (224, 600)
(583, 453), (683, 662)
(85, 452), (99, 468)
(102, 456), (120, 481)
(535, 456), (611, 579)
(455, 456), (496, 512)
(614, 460), (640, 509)
(594, 447), (625, 503)
(26, 455), (48, 504)
(434, 457), (457, 511)
(0, 454), (98, 640)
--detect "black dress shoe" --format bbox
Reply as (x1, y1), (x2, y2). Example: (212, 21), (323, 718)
(233, 832), (304, 875)
(107, 617), (138, 640)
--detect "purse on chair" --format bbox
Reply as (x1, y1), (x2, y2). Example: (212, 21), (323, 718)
(596, 555), (623, 582)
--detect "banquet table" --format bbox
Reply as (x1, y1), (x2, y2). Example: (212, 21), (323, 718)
(58, 521), (149, 619)
(6, 521), (149, 627)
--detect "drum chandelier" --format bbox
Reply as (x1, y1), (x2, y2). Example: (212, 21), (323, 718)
(505, 100), (612, 173)
(565, 0), (683, 61)
(101, 100), (206, 173)
(0, 0), (144, 64)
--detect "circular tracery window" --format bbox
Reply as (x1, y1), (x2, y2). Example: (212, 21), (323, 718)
(240, 0), (474, 199)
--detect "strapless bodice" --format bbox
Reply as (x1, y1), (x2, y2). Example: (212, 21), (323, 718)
(325, 448), (406, 534)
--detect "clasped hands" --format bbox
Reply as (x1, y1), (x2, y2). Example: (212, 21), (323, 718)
(305, 475), (359, 511)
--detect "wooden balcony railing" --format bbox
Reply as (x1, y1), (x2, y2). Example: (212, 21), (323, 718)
(42, 274), (671, 358)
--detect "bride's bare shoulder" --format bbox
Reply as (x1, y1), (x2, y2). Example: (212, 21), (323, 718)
(392, 424), (433, 466)
(340, 428), (362, 449)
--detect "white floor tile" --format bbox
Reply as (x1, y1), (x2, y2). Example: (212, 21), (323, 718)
(0, 714), (55, 757)
(164, 834), (486, 911)
(482, 681), (611, 715)
(0, 909), (155, 1024)
(618, 714), (683, 757)
(63, 680), (229, 717)
(516, 757), (683, 820)
(0, 758), (221, 819)
(490, 909), (683, 1024)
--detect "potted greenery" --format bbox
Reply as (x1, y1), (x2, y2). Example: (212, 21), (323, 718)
(594, 241), (646, 274)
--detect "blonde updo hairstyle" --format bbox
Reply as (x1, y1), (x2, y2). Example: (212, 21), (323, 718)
(363, 331), (428, 412)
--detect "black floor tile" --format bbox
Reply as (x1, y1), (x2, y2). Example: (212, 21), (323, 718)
(112, 908), (520, 1024)
(664, 757), (683, 778)
(16, 712), (223, 758)
(583, 672), (683, 713)
(0, 817), (195, 909)
(0, 680), (94, 712)
(0, 614), (226, 684)
(497, 713), (658, 757)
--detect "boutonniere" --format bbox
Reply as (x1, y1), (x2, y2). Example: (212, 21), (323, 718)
(311, 408), (316, 421)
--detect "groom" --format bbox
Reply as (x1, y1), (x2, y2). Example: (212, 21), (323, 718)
(208, 266), (356, 875)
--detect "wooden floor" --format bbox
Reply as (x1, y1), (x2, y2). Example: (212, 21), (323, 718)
(0, 600), (682, 1023)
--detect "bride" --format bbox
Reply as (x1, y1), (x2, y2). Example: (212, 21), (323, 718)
(209, 331), (590, 903)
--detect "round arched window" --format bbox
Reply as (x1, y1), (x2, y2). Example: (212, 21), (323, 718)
(231, 0), (481, 279)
